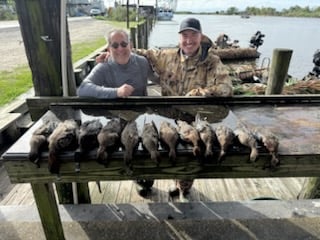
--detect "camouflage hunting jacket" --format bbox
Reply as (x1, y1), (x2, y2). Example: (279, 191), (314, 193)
(136, 38), (233, 97)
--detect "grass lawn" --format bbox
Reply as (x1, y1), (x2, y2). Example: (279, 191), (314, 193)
(0, 67), (33, 106)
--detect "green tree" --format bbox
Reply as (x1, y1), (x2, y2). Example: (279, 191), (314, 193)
(109, 6), (137, 21)
(226, 6), (238, 15)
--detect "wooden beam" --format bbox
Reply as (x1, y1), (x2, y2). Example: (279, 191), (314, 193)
(15, 0), (76, 96)
(31, 183), (65, 240)
(3, 150), (320, 184)
(26, 95), (320, 121)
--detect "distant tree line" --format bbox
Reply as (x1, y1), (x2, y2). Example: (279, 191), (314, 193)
(227, 5), (320, 17)
(178, 5), (320, 18)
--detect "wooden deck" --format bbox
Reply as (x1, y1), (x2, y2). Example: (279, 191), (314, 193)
(89, 177), (305, 203)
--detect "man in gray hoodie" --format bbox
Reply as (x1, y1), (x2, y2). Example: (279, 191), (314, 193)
(77, 29), (154, 98)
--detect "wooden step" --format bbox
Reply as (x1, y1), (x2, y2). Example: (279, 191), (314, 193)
(0, 112), (21, 133)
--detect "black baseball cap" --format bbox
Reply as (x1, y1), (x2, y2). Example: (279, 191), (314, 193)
(179, 18), (202, 33)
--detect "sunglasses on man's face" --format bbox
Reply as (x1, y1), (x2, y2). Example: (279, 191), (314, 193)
(110, 41), (129, 49)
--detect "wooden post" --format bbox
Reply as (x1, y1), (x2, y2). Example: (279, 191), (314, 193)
(15, 0), (90, 204)
(77, 182), (92, 203)
(31, 183), (65, 240)
(55, 182), (74, 204)
(74, 68), (84, 87)
(137, 23), (143, 48)
(265, 48), (293, 95)
(15, 0), (76, 97)
(126, 0), (129, 29)
(144, 21), (148, 48)
(143, 22), (146, 48)
(298, 178), (320, 199)
(130, 27), (137, 48)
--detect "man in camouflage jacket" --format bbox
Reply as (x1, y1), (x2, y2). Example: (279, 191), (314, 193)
(135, 18), (233, 97)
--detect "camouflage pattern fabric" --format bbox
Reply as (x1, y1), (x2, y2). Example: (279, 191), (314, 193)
(136, 40), (233, 97)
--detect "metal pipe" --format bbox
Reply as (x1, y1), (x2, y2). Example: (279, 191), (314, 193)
(61, 0), (78, 204)
(72, 182), (78, 204)
(61, 0), (68, 97)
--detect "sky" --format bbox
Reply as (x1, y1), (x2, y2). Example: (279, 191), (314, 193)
(104, 0), (320, 12)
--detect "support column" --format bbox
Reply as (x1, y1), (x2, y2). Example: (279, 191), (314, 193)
(265, 48), (293, 95)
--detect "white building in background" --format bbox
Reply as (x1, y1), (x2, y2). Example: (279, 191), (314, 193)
(90, 0), (106, 14)
(67, 0), (91, 17)
(104, 0), (177, 11)
(66, 0), (107, 17)
(157, 0), (177, 11)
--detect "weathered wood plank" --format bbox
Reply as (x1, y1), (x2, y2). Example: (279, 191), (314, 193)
(0, 113), (21, 132)
(3, 152), (320, 184)
(100, 181), (122, 203)
(298, 177), (320, 199)
(266, 48), (293, 94)
(31, 183), (65, 240)
(15, 0), (76, 97)
(26, 95), (320, 107)
(0, 164), (14, 201)
(26, 95), (320, 121)
(1, 177), (305, 205)
(0, 183), (32, 205)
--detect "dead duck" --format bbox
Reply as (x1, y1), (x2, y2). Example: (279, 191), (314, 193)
(193, 113), (216, 159)
(141, 120), (160, 166)
(121, 120), (140, 174)
(253, 127), (280, 168)
(48, 119), (79, 174)
(29, 120), (59, 167)
(159, 121), (179, 165)
(76, 119), (103, 171)
(97, 117), (123, 165)
(234, 125), (259, 163)
(215, 125), (234, 163)
(175, 119), (201, 157)
(78, 119), (103, 153)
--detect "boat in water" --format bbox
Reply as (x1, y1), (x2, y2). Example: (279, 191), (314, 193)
(241, 14), (250, 19)
(156, 7), (173, 21)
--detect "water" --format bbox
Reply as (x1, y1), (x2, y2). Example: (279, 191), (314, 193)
(148, 14), (320, 79)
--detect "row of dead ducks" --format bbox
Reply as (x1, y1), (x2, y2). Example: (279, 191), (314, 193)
(29, 113), (279, 175)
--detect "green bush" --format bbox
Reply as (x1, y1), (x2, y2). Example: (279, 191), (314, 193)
(0, 8), (17, 20)
(108, 6), (137, 21)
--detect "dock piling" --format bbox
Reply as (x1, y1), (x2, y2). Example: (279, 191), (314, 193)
(265, 48), (293, 94)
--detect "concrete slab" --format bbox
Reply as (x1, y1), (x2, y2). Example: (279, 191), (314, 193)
(0, 200), (320, 240)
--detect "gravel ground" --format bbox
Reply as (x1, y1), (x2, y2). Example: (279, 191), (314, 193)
(0, 17), (113, 71)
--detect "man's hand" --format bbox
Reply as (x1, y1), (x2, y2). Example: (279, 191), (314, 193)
(205, 85), (233, 97)
(117, 84), (135, 98)
(186, 85), (233, 97)
(96, 51), (110, 63)
(185, 88), (207, 96)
